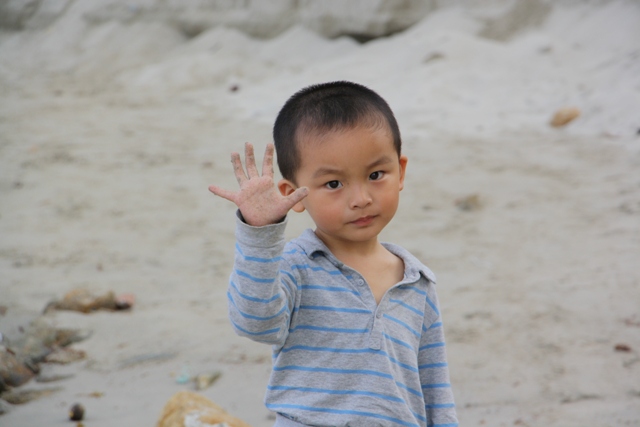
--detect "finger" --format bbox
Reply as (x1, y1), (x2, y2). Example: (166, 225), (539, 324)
(208, 185), (237, 203)
(244, 142), (260, 178)
(262, 143), (275, 178)
(285, 186), (309, 207)
(231, 152), (247, 186)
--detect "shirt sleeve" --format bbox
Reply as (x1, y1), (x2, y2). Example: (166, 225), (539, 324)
(419, 282), (459, 427)
(226, 212), (298, 348)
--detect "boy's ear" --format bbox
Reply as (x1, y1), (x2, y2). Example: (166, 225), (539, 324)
(278, 179), (306, 213)
(398, 155), (408, 191)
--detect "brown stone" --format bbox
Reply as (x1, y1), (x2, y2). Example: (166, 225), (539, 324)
(550, 107), (580, 127)
(157, 390), (252, 427)
(1, 387), (62, 404)
(455, 194), (482, 211)
(43, 347), (86, 364)
(45, 289), (134, 313)
(0, 346), (35, 388)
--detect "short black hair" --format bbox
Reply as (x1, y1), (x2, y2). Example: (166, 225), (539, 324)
(273, 81), (402, 182)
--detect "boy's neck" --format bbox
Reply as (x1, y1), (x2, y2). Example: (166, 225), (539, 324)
(314, 229), (405, 304)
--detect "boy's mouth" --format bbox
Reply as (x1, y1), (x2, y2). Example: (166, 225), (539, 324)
(350, 215), (376, 226)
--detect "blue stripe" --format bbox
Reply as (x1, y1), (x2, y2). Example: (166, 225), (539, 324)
(280, 269), (297, 285)
(428, 321), (442, 329)
(384, 314), (421, 338)
(389, 298), (423, 317)
(300, 305), (372, 314)
(422, 383), (451, 389)
(383, 333), (414, 351)
(230, 319), (280, 336)
(290, 325), (369, 334)
(419, 362), (448, 370)
(280, 278), (297, 295)
(272, 365), (393, 379)
(266, 403), (420, 427)
(425, 403), (456, 409)
(388, 355), (419, 373)
(227, 292), (287, 321)
(229, 280), (281, 303)
(301, 284), (360, 295)
(236, 243), (283, 263)
(419, 342), (445, 351)
(267, 385), (404, 403)
(425, 295), (440, 315)
(291, 264), (343, 275)
(235, 269), (275, 284)
(395, 381), (423, 398)
(405, 286), (427, 296)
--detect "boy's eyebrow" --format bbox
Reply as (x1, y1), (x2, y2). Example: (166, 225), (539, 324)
(311, 155), (394, 179)
(367, 155), (394, 169)
(312, 166), (342, 179)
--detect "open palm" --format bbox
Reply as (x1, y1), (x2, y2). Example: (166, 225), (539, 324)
(208, 143), (308, 227)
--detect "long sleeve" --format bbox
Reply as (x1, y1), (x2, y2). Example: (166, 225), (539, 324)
(227, 214), (298, 348)
(418, 284), (458, 427)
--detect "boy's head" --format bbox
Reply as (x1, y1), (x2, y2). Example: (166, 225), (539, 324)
(273, 81), (408, 248)
(273, 81), (402, 184)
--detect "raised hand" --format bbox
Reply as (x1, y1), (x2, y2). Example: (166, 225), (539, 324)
(209, 143), (308, 227)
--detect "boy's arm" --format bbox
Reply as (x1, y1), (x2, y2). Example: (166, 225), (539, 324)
(209, 142), (308, 346)
(419, 285), (459, 427)
(228, 215), (297, 346)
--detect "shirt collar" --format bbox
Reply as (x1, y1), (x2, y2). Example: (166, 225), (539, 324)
(293, 229), (437, 284)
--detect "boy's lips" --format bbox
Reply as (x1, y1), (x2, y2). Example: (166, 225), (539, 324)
(350, 215), (376, 226)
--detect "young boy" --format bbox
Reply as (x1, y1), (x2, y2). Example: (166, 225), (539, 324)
(209, 81), (458, 427)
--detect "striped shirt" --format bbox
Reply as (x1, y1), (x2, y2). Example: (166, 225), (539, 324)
(228, 215), (458, 427)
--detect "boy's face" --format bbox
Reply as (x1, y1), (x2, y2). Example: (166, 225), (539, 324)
(278, 125), (407, 249)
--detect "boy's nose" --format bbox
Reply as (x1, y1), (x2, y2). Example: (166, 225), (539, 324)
(349, 184), (372, 209)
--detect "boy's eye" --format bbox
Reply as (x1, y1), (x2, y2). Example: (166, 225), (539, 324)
(369, 171), (384, 180)
(325, 180), (342, 189)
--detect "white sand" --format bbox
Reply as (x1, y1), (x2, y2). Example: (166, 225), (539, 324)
(1, 1), (639, 426)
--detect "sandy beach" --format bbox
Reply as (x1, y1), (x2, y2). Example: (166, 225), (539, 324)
(1, 1), (639, 426)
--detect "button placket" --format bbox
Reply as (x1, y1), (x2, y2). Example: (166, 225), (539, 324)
(368, 322), (382, 350)
(369, 300), (384, 350)
(345, 271), (380, 349)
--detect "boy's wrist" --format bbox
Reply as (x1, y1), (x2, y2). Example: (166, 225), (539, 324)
(235, 210), (287, 249)
(237, 210), (286, 226)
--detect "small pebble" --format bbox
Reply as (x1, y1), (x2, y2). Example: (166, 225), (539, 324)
(69, 403), (84, 421)
(615, 343), (632, 352)
(455, 194), (481, 211)
(549, 107), (580, 127)
(195, 371), (222, 390)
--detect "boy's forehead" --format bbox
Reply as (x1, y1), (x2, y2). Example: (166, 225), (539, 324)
(295, 124), (397, 172)
(296, 122), (394, 149)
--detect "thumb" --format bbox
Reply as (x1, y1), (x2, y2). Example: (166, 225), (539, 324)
(286, 186), (309, 207)
(208, 185), (237, 204)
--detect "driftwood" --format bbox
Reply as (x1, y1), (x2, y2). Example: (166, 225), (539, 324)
(44, 289), (134, 313)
